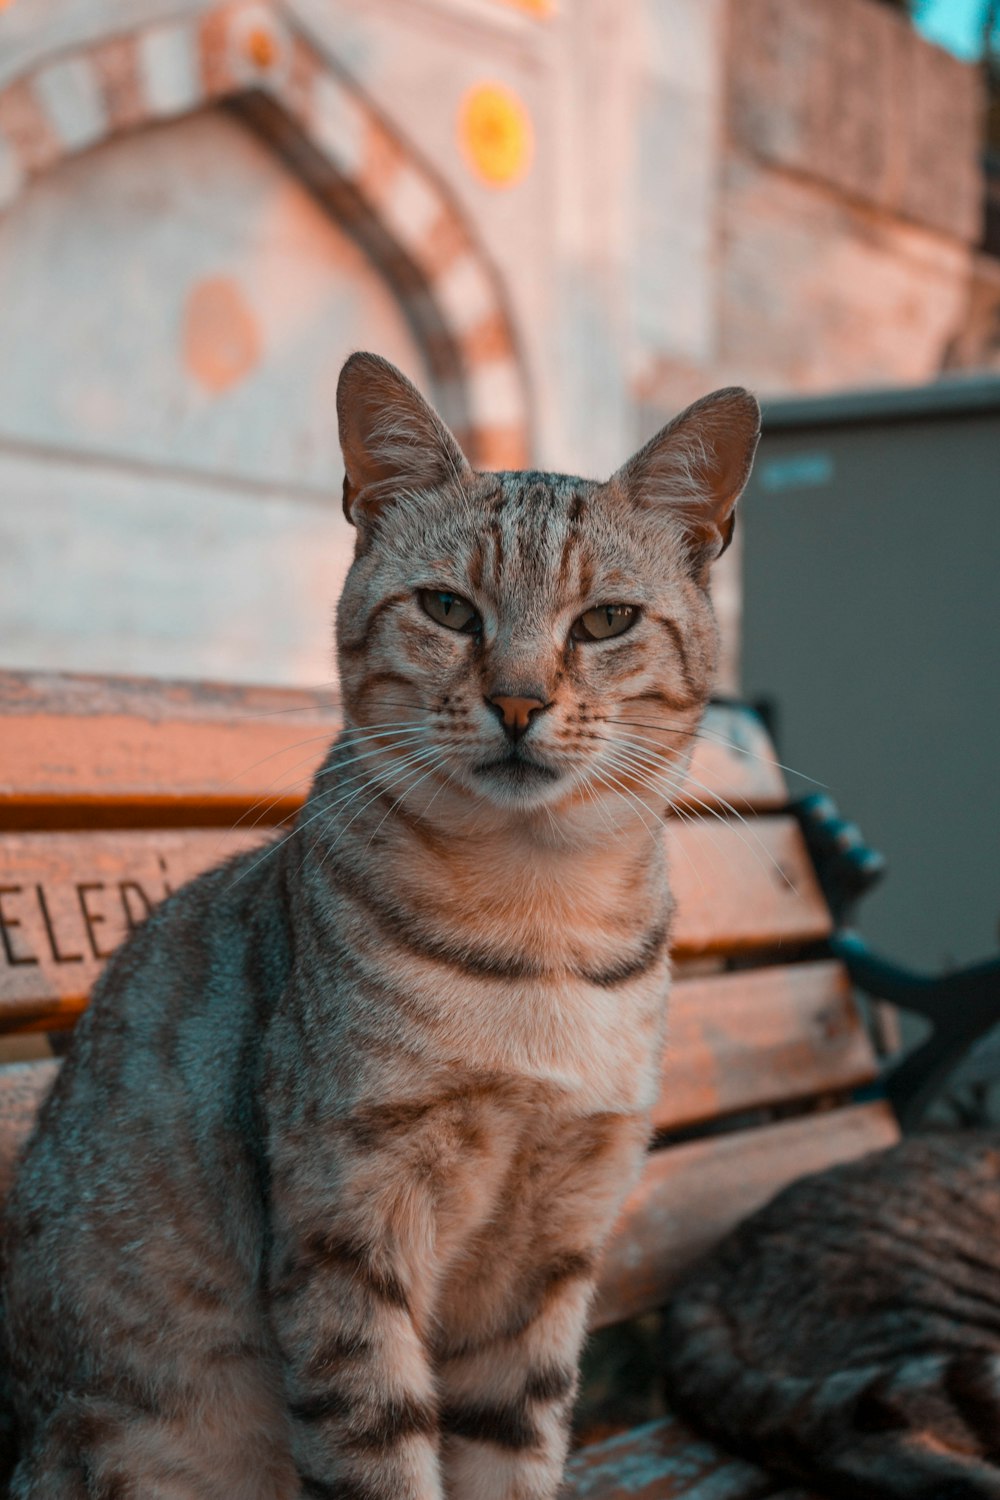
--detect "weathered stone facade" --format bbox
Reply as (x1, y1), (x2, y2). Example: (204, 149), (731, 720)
(0, 0), (989, 689)
(944, 252), (1000, 370)
(641, 0), (985, 414)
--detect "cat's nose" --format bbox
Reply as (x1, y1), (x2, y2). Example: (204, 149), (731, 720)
(485, 693), (549, 742)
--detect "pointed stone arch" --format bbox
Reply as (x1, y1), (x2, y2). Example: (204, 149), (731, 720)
(0, 0), (531, 468)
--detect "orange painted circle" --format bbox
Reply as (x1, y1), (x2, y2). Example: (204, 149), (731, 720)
(182, 277), (261, 394)
(246, 26), (278, 69)
(459, 83), (533, 188)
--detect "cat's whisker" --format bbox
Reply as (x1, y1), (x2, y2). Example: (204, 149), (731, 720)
(216, 730), (343, 794)
(320, 723), (431, 765)
(603, 719), (823, 877)
(222, 720), (429, 836)
(227, 726), (431, 841)
(662, 803), (714, 902)
(236, 722), (427, 807)
(340, 718), (430, 732)
(599, 738), (677, 798)
(364, 752), (453, 851)
(602, 738), (733, 825)
(416, 756), (456, 822)
(288, 744), (449, 888)
(588, 763), (664, 852)
(539, 798), (562, 843)
(603, 737), (795, 891)
(577, 774), (622, 845)
(351, 697), (426, 716)
(613, 733), (788, 863)
(317, 745), (449, 867)
(593, 744), (719, 876)
(603, 717), (826, 789)
(590, 767), (686, 890)
(307, 743), (443, 836)
(233, 686), (340, 720)
(230, 741), (441, 887)
(603, 751), (733, 897)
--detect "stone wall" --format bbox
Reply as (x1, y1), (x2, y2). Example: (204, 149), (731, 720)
(0, 0), (990, 691)
(728, 0), (981, 240)
(944, 251), (1000, 371)
(639, 0), (985, 416)
(633, 0), (986, 682)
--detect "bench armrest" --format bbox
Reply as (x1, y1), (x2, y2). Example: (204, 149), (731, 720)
(791, 793), (886, 926)
(793, 794), (1000, 1129)
(832, 930), (1000, 1129)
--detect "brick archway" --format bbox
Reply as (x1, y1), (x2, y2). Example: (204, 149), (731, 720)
(0, 0), (531, 468)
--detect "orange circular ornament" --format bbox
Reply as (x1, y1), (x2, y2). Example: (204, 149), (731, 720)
(459, 83), (533, 188)
(245, 26), (278, 69)
(182, 277), (261, 394)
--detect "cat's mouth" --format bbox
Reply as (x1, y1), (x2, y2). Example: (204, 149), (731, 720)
(474, 749), (559, 784)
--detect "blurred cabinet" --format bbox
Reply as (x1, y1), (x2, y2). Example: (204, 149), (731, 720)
(742, 377), (1000, 971)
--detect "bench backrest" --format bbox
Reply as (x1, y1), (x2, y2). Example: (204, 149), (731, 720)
(0, 668), (899, 1327)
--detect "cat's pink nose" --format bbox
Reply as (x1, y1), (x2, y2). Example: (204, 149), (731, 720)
(486, 694), (548, 742)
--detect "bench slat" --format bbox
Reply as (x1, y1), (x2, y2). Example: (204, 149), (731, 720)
(667, 816), (830, 958)
(0, 828), (262, 1028)
(565, 1413), (777, 1500)
(0, 819), (829, 1031)
(0, 671), (786, 828)
(0, 671), (339, 830)
(565, 1415), (813, 1500)
(591, 1102), (899, 1329)
(654, 960), (877, 1132)
(678, 701), (786, 814)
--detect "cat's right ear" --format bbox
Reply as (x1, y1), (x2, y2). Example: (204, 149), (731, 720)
(611, 387), (761, 577)
(337, 352), (472, 527)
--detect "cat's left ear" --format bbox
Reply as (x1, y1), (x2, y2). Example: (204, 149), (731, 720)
(612, 388), (761, 572)
(337, 351), (472, 526)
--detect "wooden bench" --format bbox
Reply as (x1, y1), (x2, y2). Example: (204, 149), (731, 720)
(0, 666), (902, 1499)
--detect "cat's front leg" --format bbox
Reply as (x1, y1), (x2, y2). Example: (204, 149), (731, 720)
(437, 1254), (593, 1500)
(269, 1219), (442, 1500)
(437, 1110), (651, 1500)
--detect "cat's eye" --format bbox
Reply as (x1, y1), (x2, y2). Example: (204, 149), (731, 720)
(419, 590), (480, 634)
(571, 604), (639, 642)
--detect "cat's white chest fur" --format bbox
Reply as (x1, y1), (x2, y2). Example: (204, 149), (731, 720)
(365, 820), (673, 1116)
(403, 960), (669, 1116)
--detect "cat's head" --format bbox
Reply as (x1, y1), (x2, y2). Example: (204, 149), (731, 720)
(335, 352), (759, 822)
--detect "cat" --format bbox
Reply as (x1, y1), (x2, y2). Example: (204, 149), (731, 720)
(1, 351), (759, 1500)
(661, 1130), (1000, 1500)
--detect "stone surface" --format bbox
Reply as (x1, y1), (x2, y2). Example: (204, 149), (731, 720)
(33, 55), (107, 152)
(629, 0), (725, 371)
(897, 26), (984, 242)
(727, 0), (983, 243)
(137, 20), (201, 118)
(0, 447), (353, 687)
(0, 107), (433, 491)
(716, 154), (972, 396)
(0, 0), (993, 694)
(943, 252), (1000, 372)
(0, 0), (204, 93)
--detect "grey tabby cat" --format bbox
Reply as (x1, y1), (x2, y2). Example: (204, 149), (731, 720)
(661, 1130), (1000, 1500)
(1, 352), (759, 1499)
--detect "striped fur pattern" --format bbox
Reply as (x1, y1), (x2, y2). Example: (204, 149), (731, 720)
(661, 1131), (1000, 1500)
(1, 353), (759, 1498)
